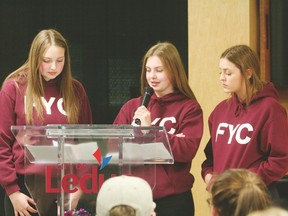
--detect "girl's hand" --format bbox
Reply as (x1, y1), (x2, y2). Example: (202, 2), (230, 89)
(175, 133), (185, 137)
(9, 191), (38, 216)
(133, 106), (151, 126)
(66, 187), (83, 210)
(205, 173), (214, 192)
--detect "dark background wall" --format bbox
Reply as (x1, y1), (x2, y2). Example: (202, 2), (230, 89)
(270, 0), (288, 88)
(0, 0), (188, 124)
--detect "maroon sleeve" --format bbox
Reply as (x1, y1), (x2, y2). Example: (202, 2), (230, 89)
(255, 105), (288, 185)
(113, 98), (141, 125)
(168, 102), (203, 163)
(0, 81), (21, 195)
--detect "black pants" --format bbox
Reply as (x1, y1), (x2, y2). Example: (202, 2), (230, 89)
(268, 181), (288, 210)
(0, 186), (6, 216)
(155, 191), (195, 216)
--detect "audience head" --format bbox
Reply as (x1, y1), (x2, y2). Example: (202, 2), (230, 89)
(210, 169), (271, 216)
(248, 207), (288, 216)
(96, 175), (156, 216)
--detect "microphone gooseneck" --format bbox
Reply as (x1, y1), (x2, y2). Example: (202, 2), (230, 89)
(135, 86), (154, 125)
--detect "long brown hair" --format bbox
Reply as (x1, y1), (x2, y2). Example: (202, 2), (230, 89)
(220, 45), (265, 105)
(140, 41), (196, 100)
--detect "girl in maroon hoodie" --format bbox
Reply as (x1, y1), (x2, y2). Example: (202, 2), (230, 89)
(202, 45), (288, 204)
(114, 42), (203, 216)
(0, 29), (92, 216)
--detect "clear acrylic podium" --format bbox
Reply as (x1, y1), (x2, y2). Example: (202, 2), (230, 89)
(11, 124), (174, 216)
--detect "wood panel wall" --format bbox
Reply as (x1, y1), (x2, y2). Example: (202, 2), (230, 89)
(188, 1), (258, 215)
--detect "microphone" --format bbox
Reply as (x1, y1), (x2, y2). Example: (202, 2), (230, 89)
(135, 86), (154, 125)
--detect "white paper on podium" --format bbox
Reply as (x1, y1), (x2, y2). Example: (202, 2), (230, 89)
(25, 142), (98, 164)
(122, 142), (173, 163)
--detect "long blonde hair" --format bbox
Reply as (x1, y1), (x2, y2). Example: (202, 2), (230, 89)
(140, 41), (196, 100)
(2, 29), (80, 124)
(211, 169), (271, 216)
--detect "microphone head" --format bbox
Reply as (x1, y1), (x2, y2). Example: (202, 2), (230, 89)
(140, 86), (154, 107)
(136, 86), (154, 124)
(144, 86), (154, 95)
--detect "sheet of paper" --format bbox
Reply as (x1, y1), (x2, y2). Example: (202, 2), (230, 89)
(122, 142), (173, 163)
(25, 142), (98, 164)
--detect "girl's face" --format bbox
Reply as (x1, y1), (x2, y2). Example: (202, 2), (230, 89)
(145, 55), (173, 97)
(40, 45), (65, 81)
(219, 58), (246, 101)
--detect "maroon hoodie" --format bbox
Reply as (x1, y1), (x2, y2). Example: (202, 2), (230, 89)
(114, 91), (203, 199)
(0, 78), (92, 195)
(202, 82), (288, 185)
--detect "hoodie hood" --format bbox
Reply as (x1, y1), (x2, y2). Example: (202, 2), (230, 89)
(232, 82), (279, 117)
(250, 82), (279, 103)
(149, 91), (187, 105)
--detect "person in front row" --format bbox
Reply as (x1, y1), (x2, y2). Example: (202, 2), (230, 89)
(113, 41), (203, 216)
(0, 29), (92, 216)
(96, 175), (156, 216)
(209, 169), (271, 216)
(248, 206), (288, 216)
(202, 45), (288, 204)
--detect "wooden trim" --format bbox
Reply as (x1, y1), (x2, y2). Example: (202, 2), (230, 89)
(260, 0), (288, 111)
(259, 0), (270, 82)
